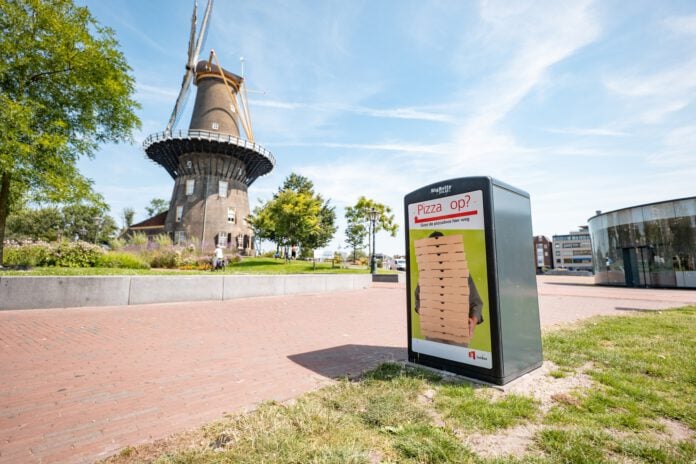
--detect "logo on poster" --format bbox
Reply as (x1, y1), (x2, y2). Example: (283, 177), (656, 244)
(430, 185), (452, 195)
(468, 351), (476, 360)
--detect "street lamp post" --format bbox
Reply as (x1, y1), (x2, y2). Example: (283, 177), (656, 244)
(369, 208), (378, 274)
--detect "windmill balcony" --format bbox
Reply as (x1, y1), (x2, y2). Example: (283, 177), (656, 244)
(143, 129), (275, 185)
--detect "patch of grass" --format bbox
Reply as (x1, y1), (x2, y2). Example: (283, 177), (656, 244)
(544, 307), (696, 431)
(223, 257), (391, 275)
(320, 364), (437, 429)
(610, 436), (696, 464)
(542, 307), (696, 462)
(0, 257), (378, 275)
(197, 399), (376, 464)
(535, 428), (611, 464)
(435, 384), (539, 431)
(117, 447), (134, 458)
(391, 424), (474, 463)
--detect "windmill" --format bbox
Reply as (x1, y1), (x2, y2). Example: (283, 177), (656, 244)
(143, 0), (274, 253)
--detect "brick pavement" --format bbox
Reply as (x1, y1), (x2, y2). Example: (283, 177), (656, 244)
(1, 287), (405, 463)
(1, 277), (695, 463)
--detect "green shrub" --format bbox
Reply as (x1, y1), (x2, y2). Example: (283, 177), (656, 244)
(148, 249), (181, 268)
(96, 252), (150, 269)
(129, 232), (148, 246)
(109, 237), (127, 250)
(179, 255), (213, 271)
(53, 241), (104, 267)
(153, 233), (173, 247)
(2, 240), (53, 267)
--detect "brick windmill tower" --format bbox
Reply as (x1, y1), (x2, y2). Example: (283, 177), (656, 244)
(143, 0), (274, 254)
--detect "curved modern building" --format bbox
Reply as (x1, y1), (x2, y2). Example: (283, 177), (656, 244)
(588, 197), (696, 288)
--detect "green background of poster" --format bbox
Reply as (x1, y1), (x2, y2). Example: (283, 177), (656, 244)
(409, 228), (492, 352)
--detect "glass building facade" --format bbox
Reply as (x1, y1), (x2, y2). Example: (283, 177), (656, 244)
(588, 197), (696, 288)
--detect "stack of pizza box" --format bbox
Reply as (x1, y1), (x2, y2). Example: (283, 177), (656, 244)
(415, 234), (471, 345)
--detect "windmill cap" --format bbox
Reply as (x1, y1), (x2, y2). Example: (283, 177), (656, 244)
(195, 60), (243, 86)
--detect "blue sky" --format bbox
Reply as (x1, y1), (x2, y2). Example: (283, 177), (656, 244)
(79, 0), (696, 255)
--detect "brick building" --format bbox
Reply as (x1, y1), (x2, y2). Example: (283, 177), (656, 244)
(533, 235), (553, 272)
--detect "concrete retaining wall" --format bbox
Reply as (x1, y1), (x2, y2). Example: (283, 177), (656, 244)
(0, 274), (372, 311)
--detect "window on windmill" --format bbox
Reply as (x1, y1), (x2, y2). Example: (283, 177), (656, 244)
(219, 180), (228, 197)
(185, 179), (195, 195)
(176, 206), (183, 222)
(175, 231), (186, 244)
(227, 207), (236, 224)
(212, 122), (219, 130)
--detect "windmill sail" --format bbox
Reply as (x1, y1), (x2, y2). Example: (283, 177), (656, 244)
(165, 0), (214, 134)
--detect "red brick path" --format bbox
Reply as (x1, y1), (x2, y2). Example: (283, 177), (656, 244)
(0, 287), (405, 463)
(1, 278), (695, 463)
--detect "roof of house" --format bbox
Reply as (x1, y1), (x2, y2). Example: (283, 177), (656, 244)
(129, 211), (168, 230)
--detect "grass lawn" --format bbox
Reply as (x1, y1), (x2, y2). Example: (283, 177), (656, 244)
(0, 257), (397, 276)
(103, 306), (695, 464)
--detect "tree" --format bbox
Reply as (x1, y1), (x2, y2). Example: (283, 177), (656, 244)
(248, 173), (337, 256)
(280, 172), (315, 194)
(345, 221), (367, 262)
(345, 196), (399, 262)
(6, 200), (118, 243)
(0, 0), (141, 263)
(62, 202), (118, 243)
(122, 207), (135, 229)
(6, 206), (63, 241)
(145, 198), (169, 217)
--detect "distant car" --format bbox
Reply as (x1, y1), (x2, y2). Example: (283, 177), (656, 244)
(395, 258), (406, 271)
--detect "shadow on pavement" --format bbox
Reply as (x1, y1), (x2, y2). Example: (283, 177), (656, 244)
(288, 344), (406, 379)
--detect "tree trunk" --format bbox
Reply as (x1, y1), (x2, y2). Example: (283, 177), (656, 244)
(0, 172), (11, 266)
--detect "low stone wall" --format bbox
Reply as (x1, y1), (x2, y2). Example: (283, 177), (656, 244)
(0, 274), (372, 311)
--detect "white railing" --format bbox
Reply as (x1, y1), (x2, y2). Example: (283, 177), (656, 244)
(143, 129), (275, 165)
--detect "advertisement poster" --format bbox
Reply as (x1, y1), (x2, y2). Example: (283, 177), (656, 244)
(407, 189), (492, 369)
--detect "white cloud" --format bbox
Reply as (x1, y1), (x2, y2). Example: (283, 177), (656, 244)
(269, 141), (449, 154)
(604, 60), (696, 123)
(136, 83), (179, 103)
(662, 14), (696, 36)
(349, 106), (456, 123)
(648, 125), (696, 167)
(604, 61), (696, 98)
(545, 127), (629, 137)
(252, 99), (457, 123)
(445, 0), (600, 168)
